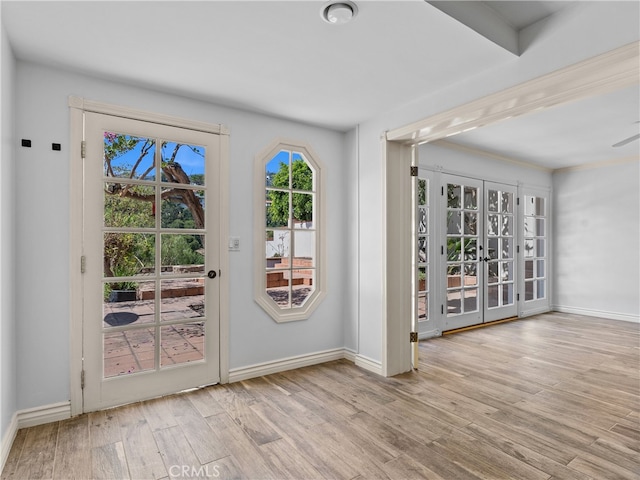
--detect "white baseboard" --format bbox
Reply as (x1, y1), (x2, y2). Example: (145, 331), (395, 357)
(1, 401), (71, 474)
(418, 329), (441, 340)
(0, 412), (18, 475)
(520, 307), (552, 318)
(228, 348), (351, 383)
(553, 305), (640, 323)
(17, 401), (71, 429)
(355, 354), (383, 376)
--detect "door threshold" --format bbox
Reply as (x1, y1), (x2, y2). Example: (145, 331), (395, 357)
(443, 316), (519, 335)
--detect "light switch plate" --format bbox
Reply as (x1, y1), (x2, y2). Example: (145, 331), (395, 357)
(228, 236), (240, 251)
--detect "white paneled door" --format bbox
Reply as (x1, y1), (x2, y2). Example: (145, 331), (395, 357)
(82, 112), (221, 412)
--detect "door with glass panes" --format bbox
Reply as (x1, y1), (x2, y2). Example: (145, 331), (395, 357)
(82, 112), (221, 412)
(415, 170), (438, 338)
(441, 174), (517, 331)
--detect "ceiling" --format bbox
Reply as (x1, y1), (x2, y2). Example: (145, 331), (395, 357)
(441, 83), (640, 170)
(2, 1), (639, 170)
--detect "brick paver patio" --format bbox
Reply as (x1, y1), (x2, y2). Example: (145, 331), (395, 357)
(102, 286), (205, 377)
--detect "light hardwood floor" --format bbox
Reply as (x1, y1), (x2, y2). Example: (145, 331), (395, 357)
(2, 312), (639, 479)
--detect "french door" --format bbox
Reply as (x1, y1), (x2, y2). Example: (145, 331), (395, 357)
(82, 112), (221, 411)
(441, 174), (517, 331)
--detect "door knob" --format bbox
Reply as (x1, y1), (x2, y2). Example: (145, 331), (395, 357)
(483, 257), (490, 262)
(207, 270), (217, 279)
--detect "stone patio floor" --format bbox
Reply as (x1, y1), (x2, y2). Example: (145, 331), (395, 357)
(102, 294), (205, 378)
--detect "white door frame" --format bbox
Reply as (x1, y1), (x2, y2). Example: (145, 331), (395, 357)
(69, 96), (230, 416)
(382, 42), (639, 376)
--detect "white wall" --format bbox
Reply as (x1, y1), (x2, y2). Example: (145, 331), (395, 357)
(14, 61), (352, 410)
(553, 160), (640, 321)
(0, 18), (17, 448)
(356, 1), (640, 365)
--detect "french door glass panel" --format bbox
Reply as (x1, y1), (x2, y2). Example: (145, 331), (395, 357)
(484, 182), (518, 322)
(441, 175), (517, 331)
(84, 112), (220, 412)
(442, 175), (483, 331)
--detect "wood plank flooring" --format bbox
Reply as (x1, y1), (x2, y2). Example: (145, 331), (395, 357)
(2, 312), (639, 479)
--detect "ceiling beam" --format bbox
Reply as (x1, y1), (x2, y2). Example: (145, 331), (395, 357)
(386, 42), (640, 145)
(427, 1), (520, 56)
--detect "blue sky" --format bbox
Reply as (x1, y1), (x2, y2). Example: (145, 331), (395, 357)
(265, 150), (304, 176)
(105, 134), (205, 180)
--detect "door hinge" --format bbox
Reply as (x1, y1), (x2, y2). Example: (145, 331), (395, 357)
(517, 293), (520, 302)
(517, 197), (520, 206)
(80, 255), (86, 273)
(441, 186), (444, 196)
(80, 370), (85, 390)
(517, 245), (520, 254)
(441, 245), (444, 255)
(410, 331), (418, 343)
(441, 304), (444, 314)
(410, 166), (418, 177)
(81, 141), (86, 159)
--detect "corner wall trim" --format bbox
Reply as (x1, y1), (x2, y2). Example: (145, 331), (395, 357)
(228, 348), (351, 383)
(553, 305), (640, 323)
(343, 348), (357, 363)
(355, 354), (384, 376)
(0, 413), (18, 474)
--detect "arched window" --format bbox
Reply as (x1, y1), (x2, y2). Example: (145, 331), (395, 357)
(254, 139), (326, 322)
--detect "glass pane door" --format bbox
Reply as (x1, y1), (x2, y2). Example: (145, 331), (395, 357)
(484, 182), (518, 322)
(438, 176), (518, 332)
(442, 174), (483, 331)
(415, 169), (437, 338)
(83, 112), (221, 412)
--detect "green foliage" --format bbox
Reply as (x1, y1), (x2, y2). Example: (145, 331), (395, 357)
(104, 185), (155, 295)
(189, 173), (205, 186)
(161, 200), (197, 229)
(104, 133), (140, 163)
(418, 179), (426, 205)
(267, 159), (313, 226)
(161, 235), (204, 266)
(104, 185), (155, 228)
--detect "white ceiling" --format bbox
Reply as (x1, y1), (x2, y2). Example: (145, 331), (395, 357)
(1, 0), (516, 130)
(444, 83), (640, 170)
(2, 0), (639, 170)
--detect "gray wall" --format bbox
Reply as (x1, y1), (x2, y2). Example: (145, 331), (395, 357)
(553, 161), (640, 320)
(1, 21), (17, 445)
(14, 61), (352, 411)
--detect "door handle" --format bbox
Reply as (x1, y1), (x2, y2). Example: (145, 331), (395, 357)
(207, 270), (217, 279)
(482, 257), (491, 262)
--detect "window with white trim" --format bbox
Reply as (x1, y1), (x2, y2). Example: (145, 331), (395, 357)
(254, 139), (325, 322)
